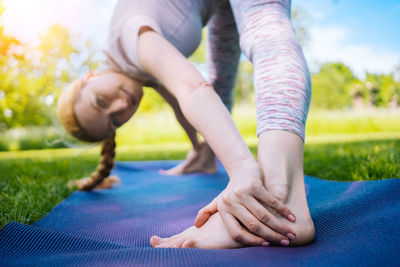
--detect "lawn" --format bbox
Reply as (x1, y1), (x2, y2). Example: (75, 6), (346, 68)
(1, 107), (400, 228)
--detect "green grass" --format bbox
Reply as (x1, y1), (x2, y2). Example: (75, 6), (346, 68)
(1, 137), (400, 229)
(116, 106), (400, 147)
(1, 108), (400, 228)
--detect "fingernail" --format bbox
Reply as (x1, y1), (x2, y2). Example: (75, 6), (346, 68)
(288, 214), (296, 222)
(261, 242), (270, 247)
(287, 233), (296, 240)
(280, 240), (290, 246)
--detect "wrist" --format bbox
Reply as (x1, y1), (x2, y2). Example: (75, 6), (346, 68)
(228, 157), (261, 181)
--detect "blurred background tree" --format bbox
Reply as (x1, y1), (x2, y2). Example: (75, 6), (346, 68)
(0, 0), (98, 130)
(311, 63), (356, 110)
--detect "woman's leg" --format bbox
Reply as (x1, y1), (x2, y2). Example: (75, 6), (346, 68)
(229, 0), (314, 242)
(230, 0), (311, 141)
(207, 0), (241, 113)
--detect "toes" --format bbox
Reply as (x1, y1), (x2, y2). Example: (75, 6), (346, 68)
(158, 169), (169, 175)
(150, 235), (162, 247)
(153, 236), (172, 248)
(152, 234), (186, 248)
(182, 239), (197, 248)
(158, 169), (166, 174)
(159, 169), (178, 176)
(156, 241), (170, 248)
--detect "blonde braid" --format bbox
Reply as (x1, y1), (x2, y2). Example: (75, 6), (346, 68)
(68, 133), (120, 191)
(59, 79), (120, 191)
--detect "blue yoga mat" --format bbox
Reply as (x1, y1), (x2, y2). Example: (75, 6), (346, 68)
(1, 161), (399, 266)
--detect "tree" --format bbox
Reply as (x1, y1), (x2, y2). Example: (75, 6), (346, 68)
(0, 20), (98, 129)
(364, 73), (400, 108)
(311, 63), (356, 109)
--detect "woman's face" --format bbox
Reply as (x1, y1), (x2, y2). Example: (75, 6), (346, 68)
(74, 71), (143, 140)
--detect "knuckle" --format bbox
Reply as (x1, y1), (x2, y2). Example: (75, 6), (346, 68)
(281, 207), (290, 215)
(260, 213), (270, 224)
(273, 191), (288, 203)
(269, 198), (279, 209)
(248, 180), (262, 193)
(231, 232), (243, 243)
(222, 192), (233, 205)
(247, 222), (261, 233)
(234, 186), (246, 197)
(268, 184), (288, 202)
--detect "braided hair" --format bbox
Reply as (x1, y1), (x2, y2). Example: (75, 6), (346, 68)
(58, 79), (120, 191)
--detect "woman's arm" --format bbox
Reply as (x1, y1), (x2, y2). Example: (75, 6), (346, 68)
(137, 29), (297, 245)
(138, 29), (247, 175)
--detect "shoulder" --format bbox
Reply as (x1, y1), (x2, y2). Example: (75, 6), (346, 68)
(121, 15), (162, 37)
(119, 15), (163, 69)
(102, 14), (163, 83)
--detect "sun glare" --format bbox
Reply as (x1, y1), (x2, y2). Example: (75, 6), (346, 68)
(1, 0), (74, 45)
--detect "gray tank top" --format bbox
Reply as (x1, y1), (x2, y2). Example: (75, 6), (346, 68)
(102, 0), (220, 84)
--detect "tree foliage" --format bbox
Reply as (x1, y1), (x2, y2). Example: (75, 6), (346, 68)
(310, 62), (400, 110)
(311, 63), (356, 109)
(0, 20), (97, 129)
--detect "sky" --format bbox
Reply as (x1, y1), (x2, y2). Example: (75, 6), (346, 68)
(1, 0), (399, 79)
(294, 0), (400, 77)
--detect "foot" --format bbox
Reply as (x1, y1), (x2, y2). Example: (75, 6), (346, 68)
(159, 142), (217, 175)
(150, 182), (314, 248)
(268, 175), (315, 246)
(150, 213), (244, 249)
(151, 131), (315, 248)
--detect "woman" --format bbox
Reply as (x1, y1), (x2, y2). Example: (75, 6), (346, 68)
(58, 0), (314, 248)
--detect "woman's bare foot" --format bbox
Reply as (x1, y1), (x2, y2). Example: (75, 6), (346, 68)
(150, 213), (244, 249)
(152, 131), (315, 248)
(150, 171), (314, 248)
(159, 142), (217, 175)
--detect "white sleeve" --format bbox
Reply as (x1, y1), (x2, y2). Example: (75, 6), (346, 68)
(120, 15), (163, 71)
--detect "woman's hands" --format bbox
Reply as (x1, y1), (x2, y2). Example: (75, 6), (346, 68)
(195, 161), (297, 246)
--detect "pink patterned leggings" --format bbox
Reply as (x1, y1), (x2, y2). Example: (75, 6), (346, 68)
(207, 0), (311, 140)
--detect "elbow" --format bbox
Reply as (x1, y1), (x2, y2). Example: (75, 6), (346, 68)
(175, 81), (219, 120)
(176, 81), (215, 105)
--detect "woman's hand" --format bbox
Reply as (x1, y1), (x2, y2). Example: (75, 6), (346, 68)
(159, 142), (217, 175)
(195, 161), (297, 246)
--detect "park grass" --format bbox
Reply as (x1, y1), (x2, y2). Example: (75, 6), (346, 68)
(115, 106), (400, 147)
(1, 107), (400, 228)
(1, 136), (400, 229)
